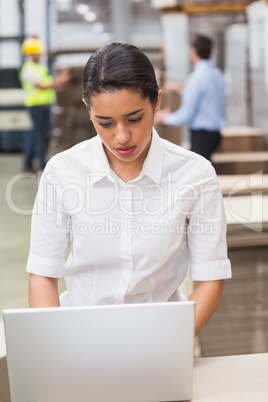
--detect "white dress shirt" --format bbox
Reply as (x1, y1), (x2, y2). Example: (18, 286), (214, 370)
(26, 129), (231, 306)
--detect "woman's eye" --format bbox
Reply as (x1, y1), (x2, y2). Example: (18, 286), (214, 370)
(128, 116), (143, 124)
(98, 122), (113, 128)
(97, 116), (143, 127)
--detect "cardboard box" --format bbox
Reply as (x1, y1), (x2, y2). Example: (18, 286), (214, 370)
(0, 320), (11, 402)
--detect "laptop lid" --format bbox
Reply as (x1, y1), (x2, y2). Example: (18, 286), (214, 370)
(3, 301), (195, 402)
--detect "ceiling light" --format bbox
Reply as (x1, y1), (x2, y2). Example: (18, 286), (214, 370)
(84, 11), (97, 22)
(76, 4), (90, 14)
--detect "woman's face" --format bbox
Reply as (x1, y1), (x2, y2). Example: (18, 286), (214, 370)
(87, 88), (162, 166)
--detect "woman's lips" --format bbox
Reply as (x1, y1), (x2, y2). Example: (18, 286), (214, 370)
(115, 146), (137, 156)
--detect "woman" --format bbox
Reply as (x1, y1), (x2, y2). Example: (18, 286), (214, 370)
(27, 43), (231, 336)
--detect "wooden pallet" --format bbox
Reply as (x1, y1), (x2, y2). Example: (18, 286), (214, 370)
(198, 245), (268, 357)
(216, 126), (265, 153)
(212, 152), (268, 174)
(218, 174), (268, 196)
(227, 224), (268, 248)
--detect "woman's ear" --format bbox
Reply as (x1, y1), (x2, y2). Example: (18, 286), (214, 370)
(82, 98), (88, 108)
(154, 90), (163, 114)
(82, 98), (91, 118)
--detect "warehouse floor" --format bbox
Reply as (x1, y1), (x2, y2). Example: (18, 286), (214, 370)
(0, 152), (65, 318)
(0, 153), (33, 316)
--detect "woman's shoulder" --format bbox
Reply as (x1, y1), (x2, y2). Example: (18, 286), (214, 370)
(46, 136), (98, 175)
(160, 137), (214, 179)
(51, 136), (97, 160)
(160, 137), (205, 161)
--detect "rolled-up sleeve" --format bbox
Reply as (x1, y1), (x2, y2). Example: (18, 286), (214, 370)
(187, 162), (232, 281)
(26, 162), (69, 278)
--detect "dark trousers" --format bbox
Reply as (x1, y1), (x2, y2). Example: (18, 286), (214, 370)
(24, 105), (50, 170)
(190, 129), (221, 161)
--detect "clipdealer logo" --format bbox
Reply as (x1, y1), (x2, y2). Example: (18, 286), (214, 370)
(68, 217), (214, 239)
(5, 171), (202, 218)
(4, 170), (266, 234)
(225, 171), (264, 233)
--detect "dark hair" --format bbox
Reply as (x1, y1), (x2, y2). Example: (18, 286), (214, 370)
(191, 34), (213, 60)
(82, 42), (159, 109)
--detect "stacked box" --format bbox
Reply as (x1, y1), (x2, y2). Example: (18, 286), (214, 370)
(50, 67), (96, 155)
(154, 91), (182, 146)
(161, 13), (190, 84)
(216, 126), (265, 153)
(199, 244), (268, 357)
(211, 152), (268, 175)
(152, 0), (251, 7)
(0, 88), (32, 152)
(224, 24), (248, 126)
(247, 1), (268, 147)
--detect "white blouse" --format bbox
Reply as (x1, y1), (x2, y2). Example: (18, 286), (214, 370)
(26, 129), (231, 306)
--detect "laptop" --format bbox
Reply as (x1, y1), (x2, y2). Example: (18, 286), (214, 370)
(3, 301), (195, 402)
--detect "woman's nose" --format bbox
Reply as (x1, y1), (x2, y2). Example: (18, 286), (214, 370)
(114, 124), (131, 144)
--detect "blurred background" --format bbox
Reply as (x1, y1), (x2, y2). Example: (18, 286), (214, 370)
(0, 0), (268, 358)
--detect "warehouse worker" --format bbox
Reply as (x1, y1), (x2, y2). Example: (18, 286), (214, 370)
(19, 37), (70, 172)
(155, 34), (226, 161)
(26, 43), (231, 337)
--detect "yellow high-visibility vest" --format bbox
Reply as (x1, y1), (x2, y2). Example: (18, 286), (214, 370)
(19, 61), (56, 107)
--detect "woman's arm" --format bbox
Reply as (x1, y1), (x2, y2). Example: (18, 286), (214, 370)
(28, 273), (60, 307)
(189, 279), (224, 336)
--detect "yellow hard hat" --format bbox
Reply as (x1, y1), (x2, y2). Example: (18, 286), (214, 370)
(22, 37), (45, 55)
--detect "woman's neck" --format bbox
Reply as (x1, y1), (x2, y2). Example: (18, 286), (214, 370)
(108, 158), (144, 183)
(104, 144), (150, 183)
